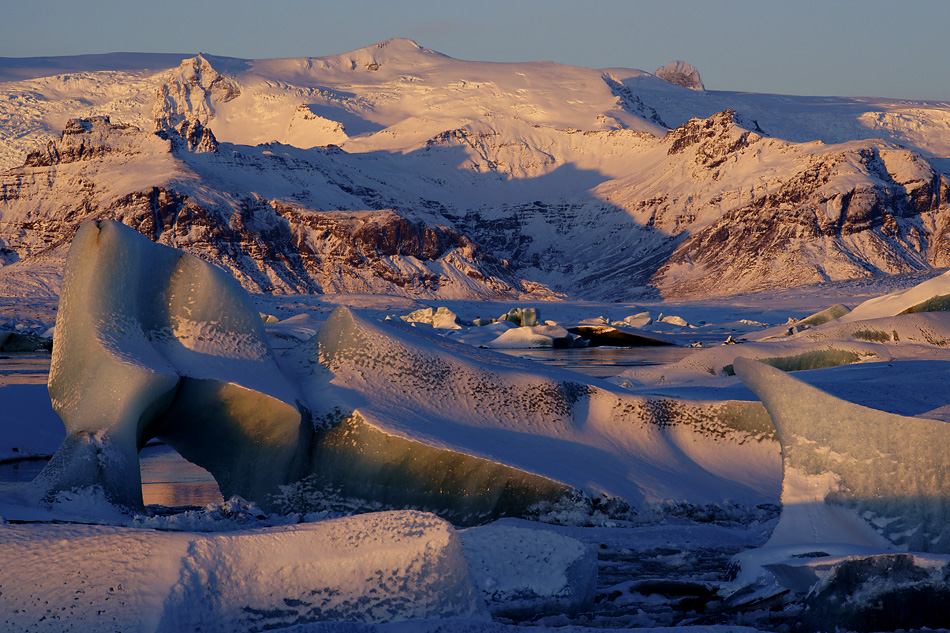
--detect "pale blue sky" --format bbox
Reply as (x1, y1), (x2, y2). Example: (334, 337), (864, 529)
(2, 0), (947, 100)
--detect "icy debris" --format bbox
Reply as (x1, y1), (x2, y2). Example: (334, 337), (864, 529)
(400, 306), (462, 329)
(0, 510), (488, 631)
(735, 357), (950, 553)
(461, 519), (597, 617)
(259, 312), (280, 324)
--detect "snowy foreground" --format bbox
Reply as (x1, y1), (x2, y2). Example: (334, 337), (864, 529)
(6, 224), (950, 630)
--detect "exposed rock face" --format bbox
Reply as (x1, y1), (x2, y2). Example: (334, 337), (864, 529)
(0, 116), (549, 298)
(653, 119), (950, 296)
(2, 50), (950, 300)
(654, 60), (705, 91)
(153, 54), (241, 132)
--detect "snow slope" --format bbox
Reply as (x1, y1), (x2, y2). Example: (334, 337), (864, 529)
(1, 40), (949, 300)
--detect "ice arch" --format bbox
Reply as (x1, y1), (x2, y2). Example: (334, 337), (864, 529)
(33, 219), (308, 509)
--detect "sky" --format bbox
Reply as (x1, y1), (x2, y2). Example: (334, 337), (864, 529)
(1, 0), (948, 100)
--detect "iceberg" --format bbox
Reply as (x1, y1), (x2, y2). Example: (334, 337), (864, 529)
(0, 510), (487, 631)
(33, 219), (306, 510)
(30, 219), (780, 524)
(399, 306), (462, 329)
(734, 356), (950, 553)
(283, 306), (780, 521)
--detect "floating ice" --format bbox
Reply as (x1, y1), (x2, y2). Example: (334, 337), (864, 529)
(735, 356), (950, 553)
(400, 306), (462, 329)
(461, 519), (596, 616)
(283, 306), (780, 520)
(567, 324), (673, 347)
(33, 219), (304, 510)
(498, 307), (540, 327)
(839, 269), (950, 323)
(0, 510), (487, 631)
(482, 323), (585, 349)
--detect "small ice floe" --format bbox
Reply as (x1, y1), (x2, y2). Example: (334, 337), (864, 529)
(400, 306), (462, 329)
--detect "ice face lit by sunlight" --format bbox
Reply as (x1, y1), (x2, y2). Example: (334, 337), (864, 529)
(37, 219), (301, 510)
(736, 356), (950, 553)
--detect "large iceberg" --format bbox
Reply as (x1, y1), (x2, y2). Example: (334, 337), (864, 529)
(28, 219), (780, 524)
(33, 219), (306, 509)
(734, 356), (950, 553)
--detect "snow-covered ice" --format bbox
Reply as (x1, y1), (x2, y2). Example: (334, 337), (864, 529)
(0, 510), (488, 631)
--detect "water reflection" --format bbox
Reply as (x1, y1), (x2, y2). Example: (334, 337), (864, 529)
(496, 346), (697, 377)
(139, 443), (223, 507)
(0, 444), (223, 507)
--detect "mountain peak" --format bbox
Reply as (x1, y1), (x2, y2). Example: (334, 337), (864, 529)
(322, 38), (449, 72)
(654, 60), (705, 91)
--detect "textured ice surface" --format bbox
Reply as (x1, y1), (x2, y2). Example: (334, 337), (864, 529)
(281, 306), (780, 521)
(36, 219), (304, 509)
(0, 510), (486, 631)
(839, 269), (950, 323)
(31, 220), (780, 522)
(735, 356), (950, 553)
(461, 518), (596, 616)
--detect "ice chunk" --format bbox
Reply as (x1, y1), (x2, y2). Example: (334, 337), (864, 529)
(658, 314), (691, 327)
(281, 306), (780, 521)
(839, 269), (950, 323)
(567, 324), (673, 347)
(35, 219), (304, 510)
(613, 312), (653, 328)
(400, 306), (462, 329)
(482, 324), (585, 349)
(0, 510), (487, 630)
(735, 356), (950, 553)
(754, 303), (851, 340)
(498, 307), (540, 327)
(461, 519), (596, 616)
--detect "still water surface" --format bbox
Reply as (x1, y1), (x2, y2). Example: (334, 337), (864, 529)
(0, 444), (223, 507)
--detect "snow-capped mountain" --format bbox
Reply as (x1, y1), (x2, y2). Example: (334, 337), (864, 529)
(1, 39), (948, 299)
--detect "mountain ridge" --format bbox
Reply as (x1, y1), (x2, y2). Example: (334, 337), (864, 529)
(1, 43), (949, 300)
